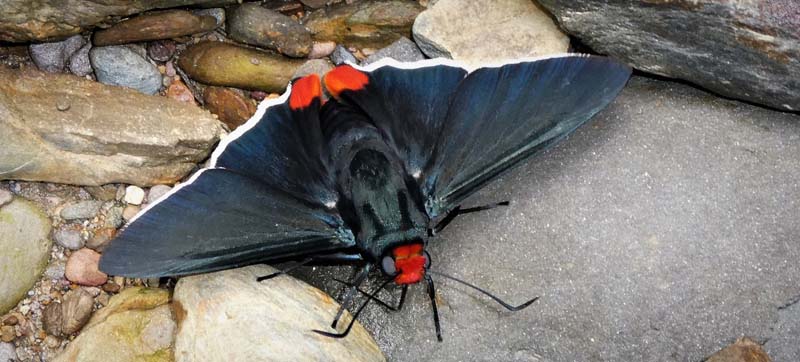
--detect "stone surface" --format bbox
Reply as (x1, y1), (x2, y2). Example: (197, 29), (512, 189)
(412, 0), (568, 67)
(0, 197), (52, 314)
(53, 225), (84, 250)
(330, 44), (357, 65)
(94, 10), (218, 46)
(65, 249), (108, 286)
(0, 0), (240, 43)
(178, 41), (303, 92)
(60, 200), (103, 220)
(124, 186), (146, 205)
(0, 189), (12, 207)
(147, 40), (178, 62)
(226, 3), (312, 58)
(29, 35), (86, 73)
(173, 265), (385, 362)
(0, 342), (15, 362)
(0, 326), (14, 342)
(86, 227), (116, 252)
(44, 288), (95, 336)
(0, 66), (224, 186)
(295, 76), (800, 361)
(53, 288), (174, 362)
(90, 45), (162, 95)
(308, 41), (336, 59)
(68, 43), (93, 76)
(707, 337), (771, 362)
(202, 87), (257, 130)
(122, 205), (141, 222)
(304, 0), (423, 49)
(147, 185), (173, 203)
(537, 0), (800, 111)
(166, 78), (196, 104)
(291, 58), (334, 79)
(362, 36), (425, 65)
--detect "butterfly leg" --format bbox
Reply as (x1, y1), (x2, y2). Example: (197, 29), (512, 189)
(256, 257), (314, 281)
(433, 201), (510, 235)
(331, 263), (372, 328)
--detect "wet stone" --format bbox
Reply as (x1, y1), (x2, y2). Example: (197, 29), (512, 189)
(93, 10), (218, 46)
(226, 3), (312, 57)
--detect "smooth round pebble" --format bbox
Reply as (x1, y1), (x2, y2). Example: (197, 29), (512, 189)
(122, 205), (141, 222)
(60, 200), (103, 220)
(0, 326), (14, 342)
(0, 342), (14, 361)
(308, 41), (336, 59)
(124, 185), (145, 205)
(53, 226), (84, 250)
(147, 185), (172, 203)
(65, 249), (108, 286)
(44, 262), (66, 280)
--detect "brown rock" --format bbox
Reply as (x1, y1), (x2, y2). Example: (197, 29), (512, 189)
(94, 10), (218, 46)
(1, 315), (19, 326)
(60, 289), (95, 335)
(122, 205), (141, 222)
(0, 66), (224, 186)
(86, 228), (116, 252)
(0, 0), (239, 43)
(43, 303), (63, 336)
(0, 325), (14, 342)
(178, 41), (303, 92)
(203, 87), (257, 130)
(65, 249), (108, 286)
(706, 337), (771, 362)
(147, 40), (177, 62)
(166, 78), (197, 104)
(226, 3), (312, 58)
(304, 0), (423, 49)
(101, 281), (121, 294)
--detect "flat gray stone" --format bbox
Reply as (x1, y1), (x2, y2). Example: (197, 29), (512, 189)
(60, 200), (103, 220)
(90, 45), (162, 95)
(299, 76), (800, 361)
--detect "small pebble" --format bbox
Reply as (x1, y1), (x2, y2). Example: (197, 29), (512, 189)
(147, 40), (177, 62)
(86, 227), (115, 252)
(65, 248), (108, 286)
(122, 205), (141, 222)
(165, 61), (177, 77)
(0, 326), (14, 342)
(18, 305), (30, 315)
(1, 315), (18, 326)
(0, 189), (12, 207)
(308, 41), (336, 59)
(96, 293), (111, 306)
(362, 37), (425, 65)
(250, 90), (267, 101)
(53, 226), (84, 250)
(102, 281), (121, 293)
(0, 342), (14, 362)
(84, 184), (117, 201)
(56, 98), (71, 111)
(68, 43), (93, 76)
(330, 44), (358, 65)
(60, 200), (103, 220)
(44, 262), (66, 280)
(124, 185), (145, 205)
(104, 206), (124, 228)
(29, 35), (86, 73)
(147, 185), (172, 203)
(44, 334), (61, 348)
(166, 78), (196, 104)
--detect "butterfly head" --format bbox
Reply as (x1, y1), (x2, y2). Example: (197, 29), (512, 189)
(381, 243), (429, 284)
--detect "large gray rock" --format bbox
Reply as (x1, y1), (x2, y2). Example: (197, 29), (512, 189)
(0, 66), (224, 186)
(173, 265), (385, 362)
(0, 197), (52, 314)
(537, 0), (800, 112)
(90, 46), (163, 95)
(297, 76), (800, 361)
(412, 0), (569, 67)
(0, 0), (240, 43)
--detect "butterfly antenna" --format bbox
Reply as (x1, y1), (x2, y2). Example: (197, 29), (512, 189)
(424, 274), (443, 342)
(397, 284), (409, 311)
(332, 264), (371, 328)
(313, 278), (393, 339)
(331, 277), (399, 311)
(428, 270), (538, 311)
(256, 257), (313, 282)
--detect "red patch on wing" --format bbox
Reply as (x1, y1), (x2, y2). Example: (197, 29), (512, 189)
(323, 65), (369, 98)
(393, 244), (426, 285)
(289, 74), (321, 110)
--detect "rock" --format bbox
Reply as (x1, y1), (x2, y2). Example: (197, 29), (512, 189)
(330, 44), (357, 65)
(166, 78), (196, 104)
(178, 41), (303, 92)
(60, 200), (103, 220)
(412, 0), (568, 67)
(707, 337), (771, 362)
(308, 41), (336, 59)
(147, 40), (177, 62)
(124, 186), (146, 205)
(0, 66), (224, 186)
(300, 0), (330, 9)
(0, 0), (240, 43)
(0, 325), (14, 342)
(0, 189), (12, 207)
(291, 58), (334, 79)
(362, 36), (424, 65)
(122, 205), (141, 222)
(304, 0), (423, 49)
(536, 0), (800, 112)
(53, 288), (174, 362)
(0, 197), (52, 314)
(44, 262), (66, 280)
(0, 342), (15, 362)
(68, 43), (93, 76)
(194, 8), (225, 27)
(226, 3), (312, 58)
(105, 206), (124, 228)
(90, 45), (162, 95)
(53, 225), (84, 250)
(94, 10), (218, 46)
(84, 185), (117, 202)
(147, 185), (172, 203)
(86, 227), (116, 252)
(173, 265), (385, 362)
(202, 87), (257, 130)
(65, 249), (108, 286)
(29, 35), (86, 73)
(44, 289), (95, 336)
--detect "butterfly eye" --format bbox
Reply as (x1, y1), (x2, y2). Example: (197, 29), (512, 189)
(381, 255), (396, 276)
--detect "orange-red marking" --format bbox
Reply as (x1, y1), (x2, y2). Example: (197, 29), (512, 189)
(289, 74), (321, 110)
(324, 65), (369, 98)
(393, 244), (426, 285)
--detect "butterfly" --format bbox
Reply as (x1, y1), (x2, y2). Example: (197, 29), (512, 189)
(99, 54), (631, 340)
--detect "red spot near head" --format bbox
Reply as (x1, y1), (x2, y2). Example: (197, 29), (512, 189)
(289, 74), (321, 110)
(393, 244), (426, 285)
(323, 65), (369, 98)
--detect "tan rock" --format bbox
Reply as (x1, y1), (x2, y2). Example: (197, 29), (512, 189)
(706, 337), (771, 362)
(202, 87), (257, 130)
(93, 10), (218, 46)
(304, 0), (423, 49)
(65, 249), (108, 286)
(412, 0), (569, 67)
(178, 41), (303, 92)
(173, 265), (385, 362)
(0, 66), (224, 186)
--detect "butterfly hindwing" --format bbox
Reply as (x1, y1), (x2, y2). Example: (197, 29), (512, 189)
(99, 168), (355, 277)
(423, 55), (632, 216)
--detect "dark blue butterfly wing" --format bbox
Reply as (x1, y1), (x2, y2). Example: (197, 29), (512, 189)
(423, 55), (632, 217)
(99, 168), (355, 277)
